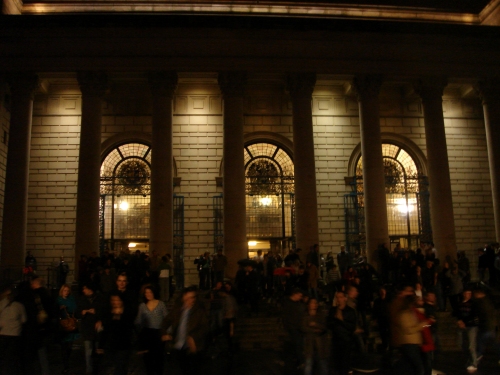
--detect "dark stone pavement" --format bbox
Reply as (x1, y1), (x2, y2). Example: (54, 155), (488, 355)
(28, 338), (500, 375)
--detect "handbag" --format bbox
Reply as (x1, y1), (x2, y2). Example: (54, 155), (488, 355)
(59, 306), (77, 332)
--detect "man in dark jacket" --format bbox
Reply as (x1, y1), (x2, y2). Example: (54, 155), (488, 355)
(161, 287), (209, 375)
(77, 282), (104, 375)
(328, 290), (357, 375)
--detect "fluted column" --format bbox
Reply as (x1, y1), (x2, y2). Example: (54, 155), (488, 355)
(148, 71), (178, 257)
(219, 72), (247, 278)
(476, 79), (500, 242)
(415, 77), (457, 262)
(1, 73), (38, 269)
(75, 72), (107, 273)
(286, 73), (319, 260)
(352, 75), (389, 263)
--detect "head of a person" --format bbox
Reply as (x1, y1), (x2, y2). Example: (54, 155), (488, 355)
(142, 285), (157, 303)
(379, 287), (387, 299)
(290, 288), (303, 302)
(398, 285), (414, 298)
(224, 282), (233, 292)
(415, 282), (422, 291)
(340, 246), (345, 253)
(257, 250), (262, 256)
(82, 283), (96, 297)
(182, 287), (198, 309)
(110, 293), (124, 309)
(217, 249), (223, 256)
(298, 265), (305, 275)
(424, 291), (436, 304)
(59, 284), (71, 298)
(30, 276), (43, 290)
(308, 298), (318, 312)
(116, 273), (128, 291)
(313, 244), (319, 252)
(335, 290), (347, 307)
(473, 288), (486, 299)
(462, 288), (472, 301)
(347, 285), (358, 299)
(0, 284), (12, 301)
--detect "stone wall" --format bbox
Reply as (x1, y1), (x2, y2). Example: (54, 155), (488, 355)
(30, 86), (81, 284)
(21, 78), (493, 285)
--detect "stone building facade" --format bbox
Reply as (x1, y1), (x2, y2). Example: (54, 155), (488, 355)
(1, 1), (500, 286)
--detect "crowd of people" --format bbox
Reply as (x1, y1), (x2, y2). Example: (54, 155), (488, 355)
(0, 242), (499, 375)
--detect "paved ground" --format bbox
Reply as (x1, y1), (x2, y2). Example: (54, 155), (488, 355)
(27, 338), (499, 375)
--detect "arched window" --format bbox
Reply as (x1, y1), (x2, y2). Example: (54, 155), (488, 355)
(347, 143), (431, 252)
(244, 142), (295, 243)
(100, 142), (152, 252)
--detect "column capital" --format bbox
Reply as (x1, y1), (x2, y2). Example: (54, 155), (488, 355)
(352, 74), (383, 102)
(413, 77), (448, 104)
(218, 71), (247, 97)
(148, 71), (178, 97)
(286, 72), (316, 99)
(7, 72), (39, 99)
(475, 78), (500, 105)
(77, 71), (108, 98)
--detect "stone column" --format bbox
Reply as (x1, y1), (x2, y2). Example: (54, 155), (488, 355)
(415, 77), (457, 262)
(75, 72), (107, 273)
(0, 73), (38, 269)
(148, 71), (178, 257)
(352, 75), (389, 263)
(286, 73), (319, 260)
(476, 79), (500, 242)
(219, 72), (247, 278)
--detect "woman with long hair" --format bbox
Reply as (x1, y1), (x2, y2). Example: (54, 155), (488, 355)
(56, 284), (79, 374)
(135, 284), (168, 375)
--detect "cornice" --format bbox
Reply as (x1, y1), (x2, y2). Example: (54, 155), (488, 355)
(19, 1), (482, 25)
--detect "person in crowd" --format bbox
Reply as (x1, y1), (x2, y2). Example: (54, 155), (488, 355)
(96, 293), (135, 375)
(284, 248), (300, 267)
(342, 266), (357, 286)
(372, 286), (390, 352)
(306, 244), (320, 269)
(436, 261), (451, 311)
(325, 251), (335, 273)
(25, 251), (37, 272)
(337, 246), (351, 275)
(218, 283), (238, 354)
(477, 248), (488, 283)
(423, 291), (439, 353)
(241, 262), (260, 314)
(264, 251), (278, 298)
(195, 252), (211, 290)
(328, 290), (357, 375)
(77, 282), (104, 375)
(212, 248), (228, 284)
(0, 284), (27, 375)
(456, 250), (471, 284)
(326, 264), (341, 302)
(135, 284), (168, 375)
(19, 276), (53, 375)
(454, 288), (479, 372)
(56, 284), (80, 374)
(100, 265), (117, 294)
(421, 259), (437, 292)
(302, 298), (329, 375)
(283, 288), (305, 371)
(57, 256), (70, 288)
(446, 267), (466, 313)
(473, 288), (500, 365)
(377, 243), (391, 283)
(108, 273), (138, 319)
(415, 295), (436, 375)
(161, 287), (209, 375)
(392, 294), (430, 375)
(307, 261), (319, 300)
